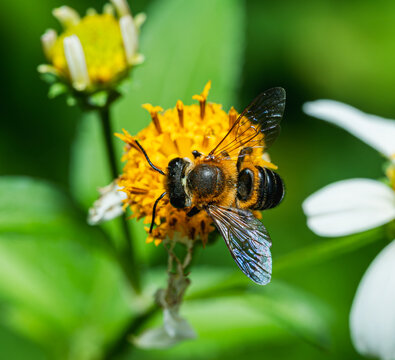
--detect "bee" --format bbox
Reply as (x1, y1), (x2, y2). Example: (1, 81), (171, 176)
(135, 87), (286, 285)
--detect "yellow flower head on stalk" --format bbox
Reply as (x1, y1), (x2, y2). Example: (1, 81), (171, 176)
(116, 82), (278, 246)
(39, 0), (145, 105)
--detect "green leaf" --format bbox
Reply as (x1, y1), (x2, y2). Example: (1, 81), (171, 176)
(69, 0), (245, 210)
(0, 176), (135, 359)
(134, 268), (331, 359)
(275, 226), (386, 274)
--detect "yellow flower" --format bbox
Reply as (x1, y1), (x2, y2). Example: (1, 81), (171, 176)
(39, 0), (145, 93)
(116, 82), (278, 245)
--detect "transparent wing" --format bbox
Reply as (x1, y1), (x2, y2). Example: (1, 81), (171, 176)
(209, 87), (286, 159)
(207, 205), (272, 285)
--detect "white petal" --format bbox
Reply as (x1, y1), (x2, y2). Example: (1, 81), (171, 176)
(37, 64), (60, 76)
(63, 35), (90, 91)
(350, 240), (395, 359)
(103, 3), (115, 16)
(86, 8), (97, 16)
(110, 0), (130, 17)
(41, 29), (57, 60)
(132, 326), (180, 349)
(163, 308), (196, 339)
(303, 100), (395, 158)
(134, 12), (147, 29)
(88, 182), (127, 225)
(132, 308), (196, 349)
(52, 6), (80, 28)
(129, 53), (145, 66)
(119, 15), (138, 65)
(303, 179), (395, 237)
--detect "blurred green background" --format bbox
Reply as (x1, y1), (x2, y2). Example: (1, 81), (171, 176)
(0, 0), (393, 359)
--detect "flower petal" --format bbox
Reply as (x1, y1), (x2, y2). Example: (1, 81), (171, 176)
(63, 35), (90, 91)
(41, 29), (57, 60)
(119, 15), (138, 65)
(134, 13), (147, 29)
(52, 6), (80, 28)
(303, 179), (395, 237)
(132, 308), (196, 349)
(303, 100), (395, 158)
(350, 240), (395, 359)
(110, 0), (130, 17)
(88, 182), (127, 225)
(163, 308), (196, 339)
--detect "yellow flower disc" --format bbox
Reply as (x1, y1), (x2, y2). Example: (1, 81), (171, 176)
(51, 14), (128, 86)
(117, 82), (278, 245)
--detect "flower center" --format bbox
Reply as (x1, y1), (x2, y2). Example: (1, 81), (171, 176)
(51, 14), (127, 84)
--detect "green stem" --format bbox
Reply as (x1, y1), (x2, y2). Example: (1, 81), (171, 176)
(99, 107), (141, 293)
(104, 304), (160, 359)
(274, 226), (386, 274)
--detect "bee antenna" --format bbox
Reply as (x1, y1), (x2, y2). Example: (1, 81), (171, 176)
(150, 191), (167, 233)
(134, 140), (166, 176)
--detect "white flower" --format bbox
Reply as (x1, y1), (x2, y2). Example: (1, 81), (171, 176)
(302, 100), (395, 237)
(132, 307), (196, 349)
(350, 239), (395, 359)
(303, 99), (395, 359)
(303, 100), (395, 158)
(88, 182), (127, 225)
(303, 178), (395, 237)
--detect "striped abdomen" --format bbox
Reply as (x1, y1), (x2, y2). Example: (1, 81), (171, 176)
(237, 166), (284, 210)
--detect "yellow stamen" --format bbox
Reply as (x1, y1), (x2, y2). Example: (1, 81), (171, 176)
(192, 80), (211, 119)
(228, 106), (237, 131)
(142, 103), (163, 134)
(176, 100), (184, 128)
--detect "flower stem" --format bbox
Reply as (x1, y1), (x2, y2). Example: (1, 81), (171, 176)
(104, 304), (159, 359)
(99, 107), (141, 293)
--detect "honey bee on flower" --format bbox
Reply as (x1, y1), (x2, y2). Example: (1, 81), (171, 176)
(115, 82), (286, 285)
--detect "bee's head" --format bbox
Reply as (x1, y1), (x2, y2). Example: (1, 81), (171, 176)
(167, 157), (192, 208)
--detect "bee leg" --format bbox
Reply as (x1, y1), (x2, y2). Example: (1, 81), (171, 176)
(192, 150), (202, 159)
(237, 147), (253, 171)
(187, 206), (201, 217)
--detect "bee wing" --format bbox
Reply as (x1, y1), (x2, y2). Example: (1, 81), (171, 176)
(209, 87), (286, 158)
(206, 205), (272, 285)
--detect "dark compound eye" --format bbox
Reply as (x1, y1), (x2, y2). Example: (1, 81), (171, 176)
(167, 158), (189, 208)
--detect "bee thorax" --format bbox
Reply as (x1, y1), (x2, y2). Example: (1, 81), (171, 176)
(187, 164), (225, 198)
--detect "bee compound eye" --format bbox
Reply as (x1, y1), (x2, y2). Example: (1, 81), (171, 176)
(167, 157), (189, 208)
